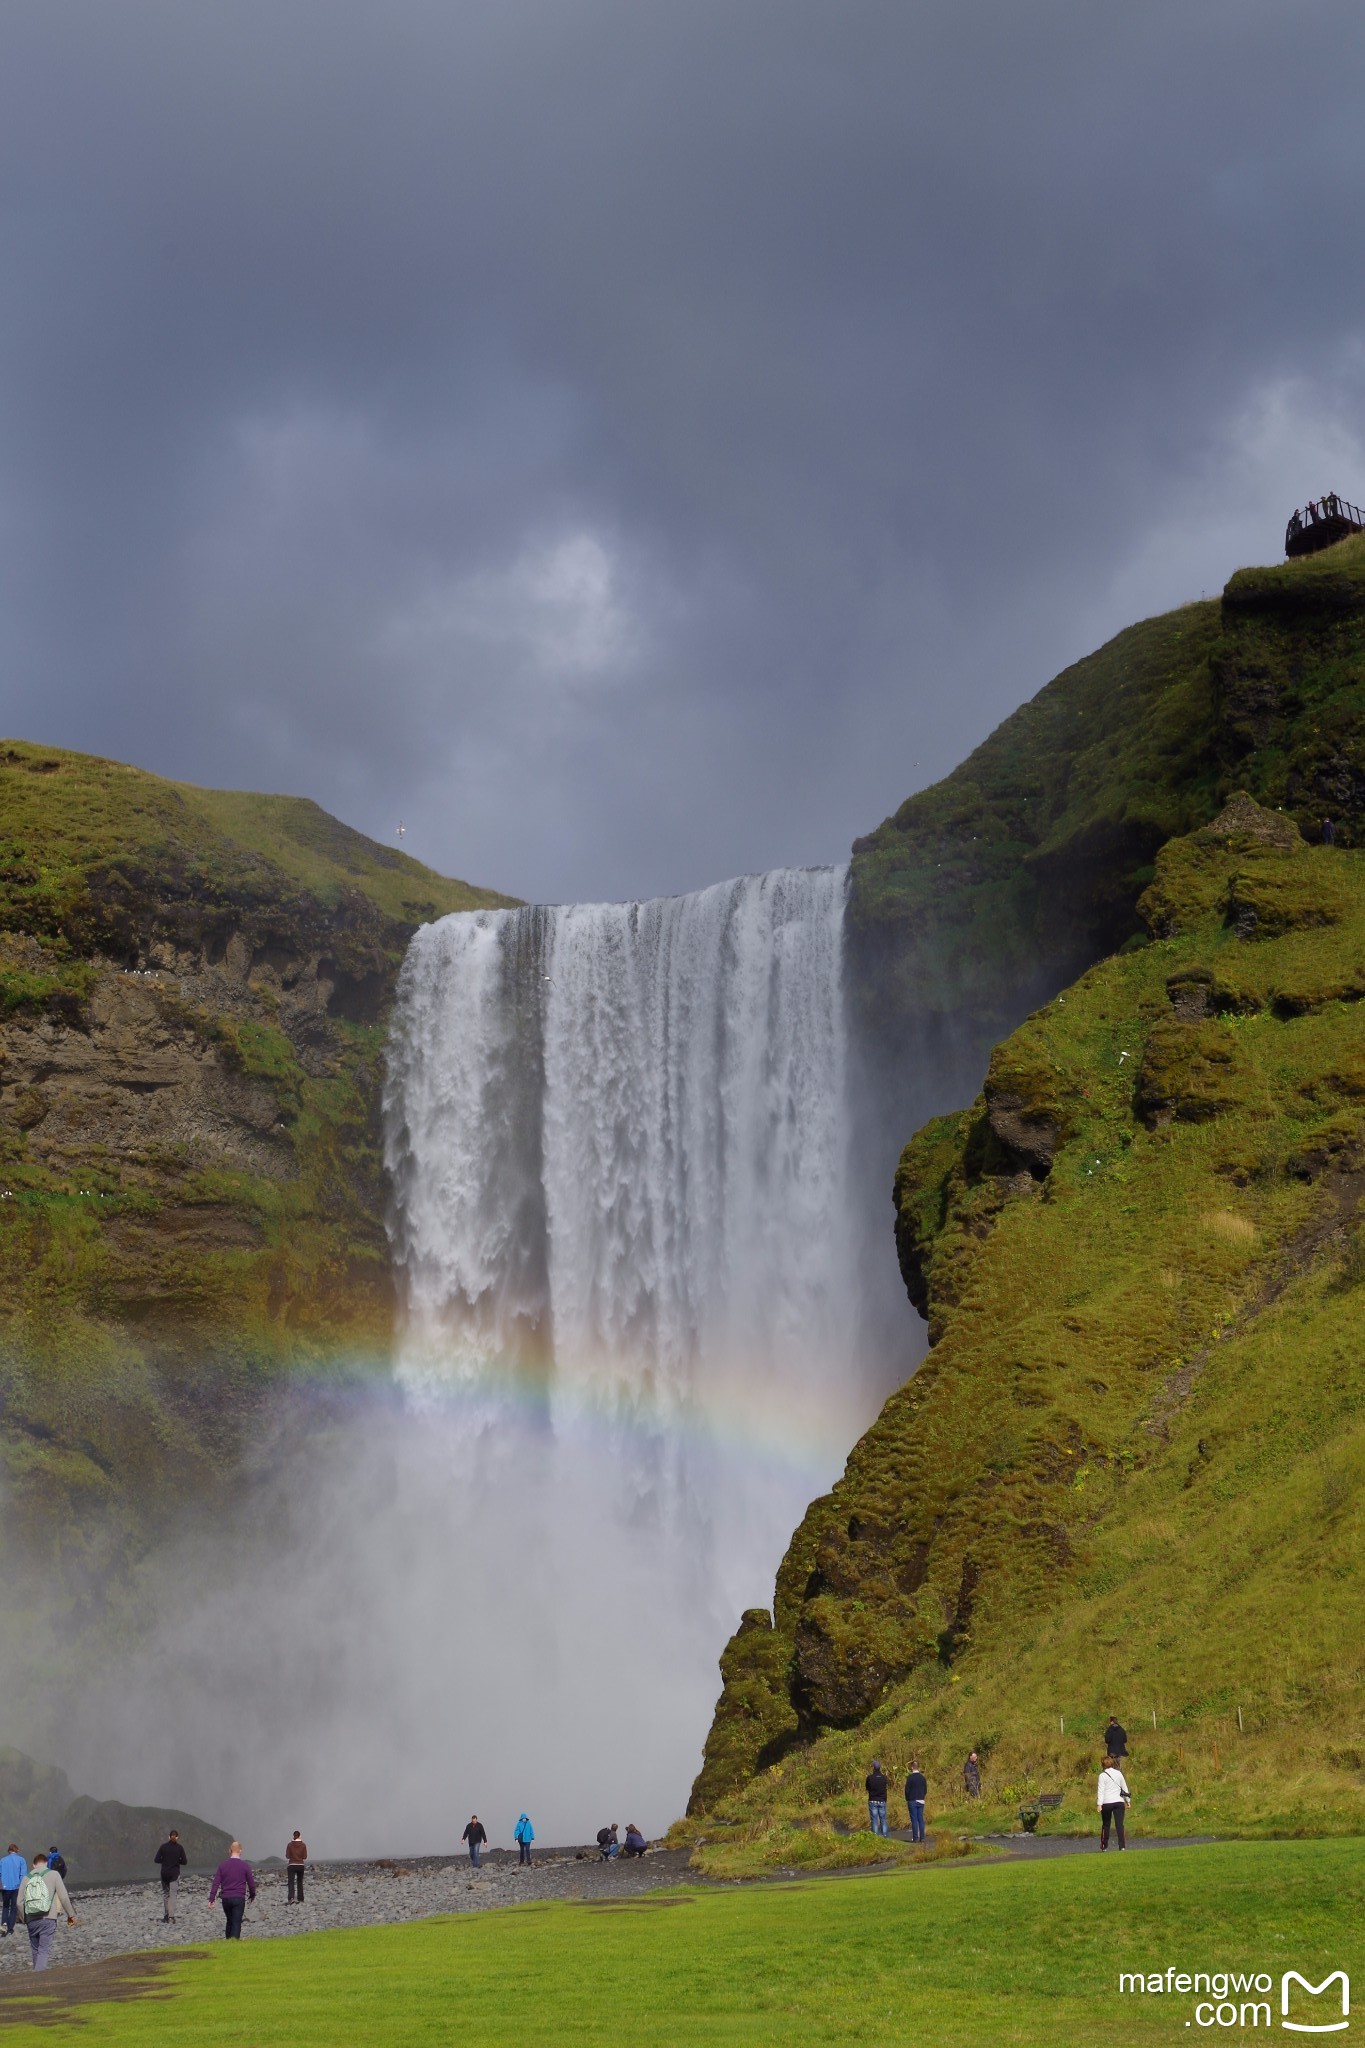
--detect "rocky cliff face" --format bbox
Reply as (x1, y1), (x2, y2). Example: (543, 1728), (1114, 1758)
(0, 741), (509, 1592)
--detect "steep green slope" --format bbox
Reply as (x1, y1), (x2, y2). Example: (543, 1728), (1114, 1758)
(851, 537), (1365, 1110)
(687, 797), (1365, 1858)
(0, 740), (510, 1590)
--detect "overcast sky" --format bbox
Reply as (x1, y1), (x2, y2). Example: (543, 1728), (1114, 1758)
(4, 0), (1365, 903)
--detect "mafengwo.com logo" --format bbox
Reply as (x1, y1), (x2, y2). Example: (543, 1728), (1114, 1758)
(1118, 1967), (1349, 2030)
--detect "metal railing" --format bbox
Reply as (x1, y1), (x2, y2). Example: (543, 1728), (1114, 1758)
(1286, 493), (1365, 553)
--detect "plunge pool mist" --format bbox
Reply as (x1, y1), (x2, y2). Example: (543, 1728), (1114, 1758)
(51, 867), (905, 1855)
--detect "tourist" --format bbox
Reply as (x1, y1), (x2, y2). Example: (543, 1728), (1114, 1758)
(963, 1752), (981, 1800)
(153, 1830), (187, 1923)
(865, 1759), (889, 1836)
(19, 1852), (75, 1971)
(0, 1844), (26, 1937)
(596, 1825), (619, 1860)
(513, 1814), (535, 1867)
(462, 1816), (487, 1869)
(1097, 1758), (1131, 1851)
(207, 1842), (256, 1938)
(623, 1825), (647, 1859)
(286, 1830), (308, 1903)
(1323, 817), (1336, 846)
(47, 1846), (67, 1883)
(1104, 1716), (1128, 1758)
(905, 1759), (928, 1843)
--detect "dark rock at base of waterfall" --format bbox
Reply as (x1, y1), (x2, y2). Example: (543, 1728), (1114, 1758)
(0, 1749), (231, 1881)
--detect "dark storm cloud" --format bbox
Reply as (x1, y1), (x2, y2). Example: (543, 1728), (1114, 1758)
(4, 0), (1365, 899)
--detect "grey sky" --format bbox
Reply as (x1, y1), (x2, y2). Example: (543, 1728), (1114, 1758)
(4, 0), (1365, 902)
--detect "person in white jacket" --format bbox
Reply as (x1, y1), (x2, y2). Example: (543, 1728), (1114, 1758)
(1097, 1760), (1131, 1850)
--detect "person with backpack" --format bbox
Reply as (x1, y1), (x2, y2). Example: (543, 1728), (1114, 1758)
(865, 1760), (889, 1836)
(462, 1817), (487, 1869)
(207, 1842), (256, 1938)
(904, 1760), (928, 1843)
(285, 1831), (308, 1904)
(513, 1814), (534, 1868)
(153, 1831), (188, 1923)
(1097, 1758), (1131, 1850)
(596, 1825), (619, 1860)
(0, 1845), (26, 1936)
(19, 1852), (74, 1971)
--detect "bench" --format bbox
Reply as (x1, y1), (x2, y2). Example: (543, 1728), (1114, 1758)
(1037, 1793), (1064, 1810)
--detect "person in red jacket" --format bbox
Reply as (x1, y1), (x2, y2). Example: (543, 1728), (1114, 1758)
(207, 1843), (256, 1938)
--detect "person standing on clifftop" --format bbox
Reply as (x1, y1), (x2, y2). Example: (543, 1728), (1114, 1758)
(905, 1761), (928, 1844)
(153, 1831), (187, 1923)
(286, 1831), (307, 1903)
(1104, 1717), (1128, 1758)
(865, 1760), (889, 1836)
(0, 1845), (26, 1937)
(207, 1843), (256, 1939)
(462, 1816), (487, 1869)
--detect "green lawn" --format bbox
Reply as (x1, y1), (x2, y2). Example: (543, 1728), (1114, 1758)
(4, 1841), (1361, 2045)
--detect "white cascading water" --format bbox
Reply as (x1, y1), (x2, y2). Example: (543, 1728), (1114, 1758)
(378, 867), (872, 1825)
(53, 868), (888, 1853)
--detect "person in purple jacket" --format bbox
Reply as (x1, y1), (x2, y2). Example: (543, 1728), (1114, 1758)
(207, 1842), (256, 1939)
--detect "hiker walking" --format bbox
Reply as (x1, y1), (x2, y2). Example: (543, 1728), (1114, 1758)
(286, 1830), (308, 1903)
(513, 1814), (535, 1867)
(154, 1830), (187, 1923)
(963, 1752), (981, 1799)
(1104, 1716), (1128, 1758)
(462, 1816), (487, 1869)
(904, 1760), (928, 1844)
(865, 1760), (889, 1837)
(623, 1825), (647, 1859)
(1097, 1758), (1131, 1851)
(207, 1842), (257, 1938)
(0, 1845), (26, 1937)
(46, 1847), (67, 1883)
(19, 1852), (74, 1970)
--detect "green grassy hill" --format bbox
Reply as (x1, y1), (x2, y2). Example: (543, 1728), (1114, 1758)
(686, 793), (1365, 1862)
(0, 740), (510, 1595)
(850, 537), (1365, 1114)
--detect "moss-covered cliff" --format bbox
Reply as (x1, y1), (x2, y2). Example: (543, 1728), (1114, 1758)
(850, 537), (1365, 1117)
(0, 740), (510, 1589)
(691, 772), (1365, 1848)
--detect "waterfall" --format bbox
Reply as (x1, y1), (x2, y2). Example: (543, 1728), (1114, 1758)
(385, 867), (857, 1472)
(47, 868), (898, 1851)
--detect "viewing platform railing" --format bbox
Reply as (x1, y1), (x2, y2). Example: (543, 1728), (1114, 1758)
(1285, 494), (1365, 558)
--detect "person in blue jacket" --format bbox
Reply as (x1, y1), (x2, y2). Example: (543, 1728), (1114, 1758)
(513, 1814), (535, 1867)
(0, 1845), (26, 1936)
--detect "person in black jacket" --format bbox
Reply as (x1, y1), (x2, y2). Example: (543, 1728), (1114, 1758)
(462, 1816), (487, 1869)
(1104, 1718), (1128, 1759)
(904, 1761), (928, 1843)
(153, 1832), (188, 1923)
(46, 1849), (67, 1884)
(865, 1761), (889, 1836)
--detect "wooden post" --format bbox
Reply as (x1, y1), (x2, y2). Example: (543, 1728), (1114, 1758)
(1151, 1709), (1157, 1729)
(1213, 1741), (1220, 1771)
(1237, 1706), (1243, 1733)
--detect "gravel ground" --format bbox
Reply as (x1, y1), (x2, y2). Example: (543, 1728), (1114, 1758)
(0, 1847), (694, 1975)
